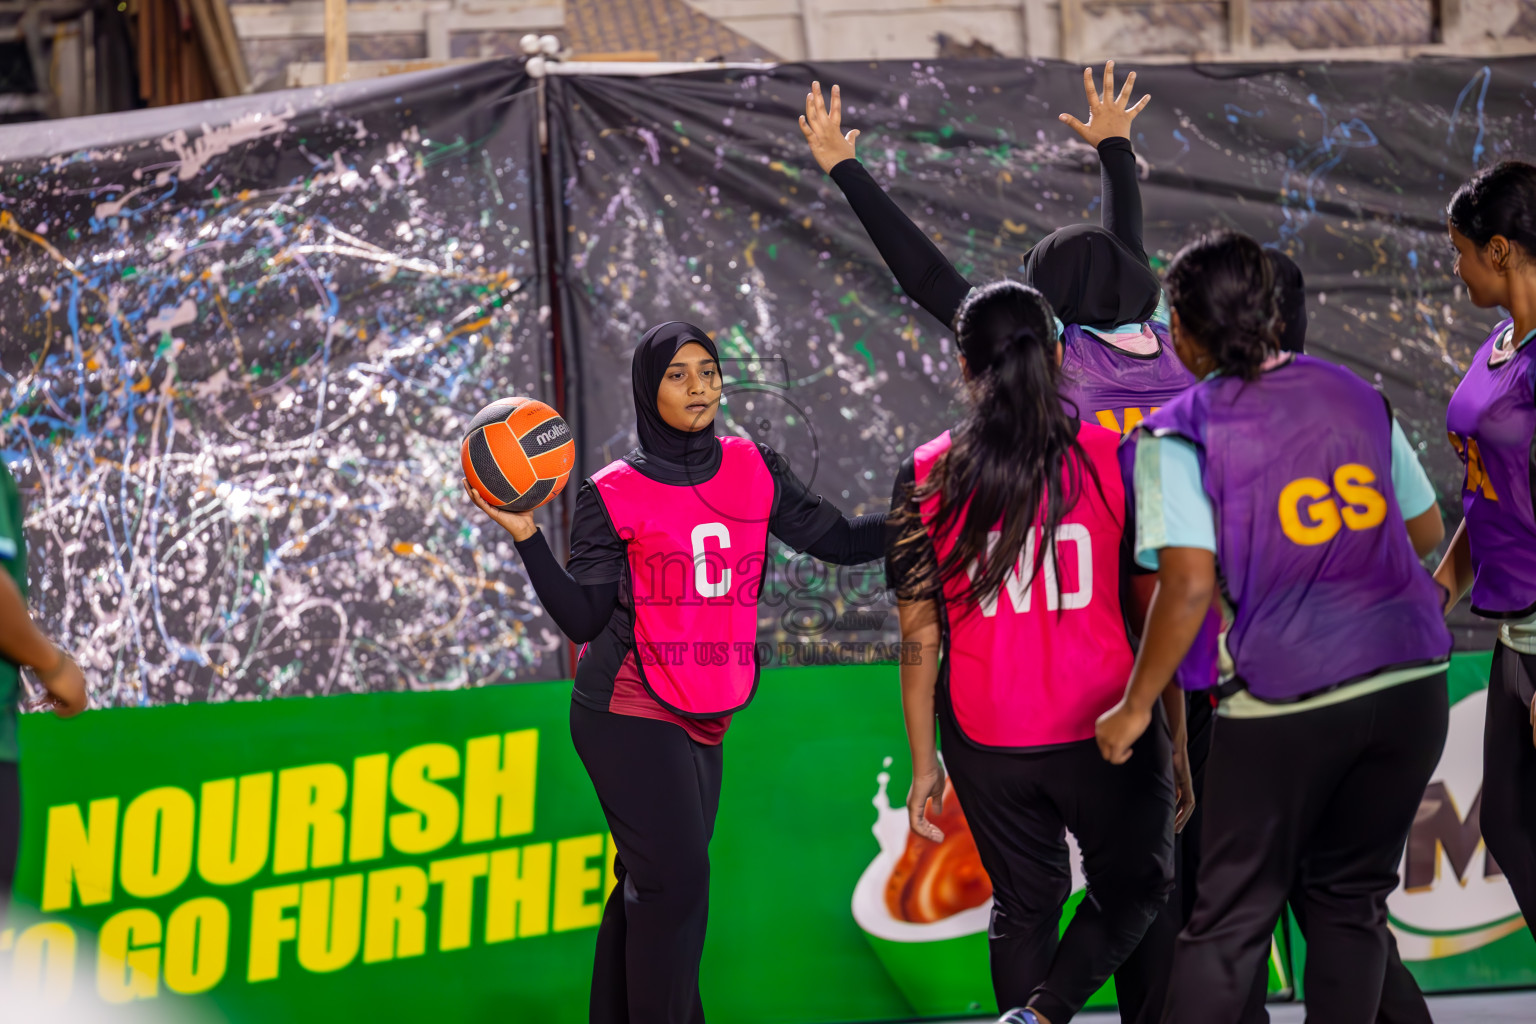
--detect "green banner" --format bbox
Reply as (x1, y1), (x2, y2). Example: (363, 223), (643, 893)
(2, 655), (1520, 1021)
(1289, 651), (1536, 998)
(9, 681), (609, 1022)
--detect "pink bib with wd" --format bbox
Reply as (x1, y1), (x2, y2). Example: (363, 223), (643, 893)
(917, 425), (1136, 748)
(591, 436), (773, 717)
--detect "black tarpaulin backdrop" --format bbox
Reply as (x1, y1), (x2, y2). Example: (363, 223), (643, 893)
(551, 57), (1536, 654)
(0, 60), (564, 702)
(0, 56), (1531, 703)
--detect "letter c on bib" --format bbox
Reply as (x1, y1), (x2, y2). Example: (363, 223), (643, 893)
(1278, 477), (1341, 546)
(691, 523), (731, 598)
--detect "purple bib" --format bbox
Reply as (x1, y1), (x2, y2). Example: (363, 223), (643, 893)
(1445, 319), (1536, 619)
(1061, 321), (1218, 690)
(1059, 321), (1195, 434)
(1138, 355), (1451, 702)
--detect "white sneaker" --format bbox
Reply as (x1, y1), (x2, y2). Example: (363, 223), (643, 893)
(997, 1009), (1043, 1024)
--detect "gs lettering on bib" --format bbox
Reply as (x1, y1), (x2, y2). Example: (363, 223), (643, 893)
(1276, 463), (1388, 546)
(1137, 355), (1450, 702)
(1445, 319), (1536, 618)
(591, 436), (773, 717)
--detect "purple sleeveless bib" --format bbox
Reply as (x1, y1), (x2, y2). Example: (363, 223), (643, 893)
(1445, 319), (1536, 618)
(1138, 355), (1451, 702)
(1060, 321), (1217, 690)
(1059, 322), (1195, 435)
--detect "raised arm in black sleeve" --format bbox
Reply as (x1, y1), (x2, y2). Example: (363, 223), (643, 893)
(509, 481), (621, 644)
(1097, 137), (1148, 266)
(886, 455), (939, 602)
(759, 443), (886, 564)
(828, 158), (973, 329)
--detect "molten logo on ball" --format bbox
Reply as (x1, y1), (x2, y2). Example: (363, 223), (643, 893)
(462, 397), (575, 512)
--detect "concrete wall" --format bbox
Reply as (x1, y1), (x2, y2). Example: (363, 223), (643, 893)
(687, 0), (1040, 60)
(687, 0), (1535, 61)
(228, 0), (1536, 93)
(231, 0), (561, 91)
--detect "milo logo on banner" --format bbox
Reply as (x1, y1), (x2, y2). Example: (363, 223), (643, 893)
(1389, 689), (1527, 959)
(9, 727), (618, 1006)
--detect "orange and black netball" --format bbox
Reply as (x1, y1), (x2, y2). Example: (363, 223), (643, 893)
(461, 397), (575, 513)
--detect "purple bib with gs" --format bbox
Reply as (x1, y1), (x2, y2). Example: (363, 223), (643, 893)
(1446, 319), (1536, 618)
(1138, 355), (1451, 702)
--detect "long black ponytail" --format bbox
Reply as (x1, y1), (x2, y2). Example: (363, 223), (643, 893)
(895, 281), (1101, 612)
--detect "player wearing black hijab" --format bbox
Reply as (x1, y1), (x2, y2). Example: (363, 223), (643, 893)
(467, 322), (884, 1024)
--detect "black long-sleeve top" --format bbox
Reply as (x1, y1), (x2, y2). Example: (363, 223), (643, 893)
(827, 137), (1147, 329)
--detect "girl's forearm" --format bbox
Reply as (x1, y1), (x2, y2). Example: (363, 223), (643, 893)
(0, 572), (58, 670)
(1433, 519), (1475, 612)
(827, 159), (972, 328)
(898, 600), (943, 766)
(1123, 553), (1214, 713)
(900, 641), (941, 764)
(1160, 681), (1187, 748)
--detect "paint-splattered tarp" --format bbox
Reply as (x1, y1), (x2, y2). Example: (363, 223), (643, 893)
(1, 57), (1527, 709)
(0, 60), (565, 705)
(551, 57), (1534, 652)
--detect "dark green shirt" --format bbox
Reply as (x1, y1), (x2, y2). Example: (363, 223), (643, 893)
(0, 462), (25, 762)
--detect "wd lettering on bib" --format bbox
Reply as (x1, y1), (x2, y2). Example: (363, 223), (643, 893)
(1445, 319), (1536, 618)
(915, 426), (1134, 749)
(591, 437), (773, 717)
(967, 524), (1092, 616)
(1135, 355), (1450, 701)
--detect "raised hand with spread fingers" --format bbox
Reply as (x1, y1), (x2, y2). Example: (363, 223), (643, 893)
(1058, 60), (1151, 148)
(799, 81), (862, 175)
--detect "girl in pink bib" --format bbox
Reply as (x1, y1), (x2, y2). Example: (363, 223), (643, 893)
(467, 321), (884, 1024)
(887, 282), (1182, 1024)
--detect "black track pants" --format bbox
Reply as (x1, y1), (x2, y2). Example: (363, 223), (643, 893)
(1482, 644), (1536, 932)
(1162, 673), (1448, 1024)
(940, 708), (1175, 1024)
(571, 703), (723, 1024)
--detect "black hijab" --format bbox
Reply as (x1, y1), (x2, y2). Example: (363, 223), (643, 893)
(1021, 224), (1161, 330)
(1267, 250), (1307, 354)
(631, 321), (722, 477)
